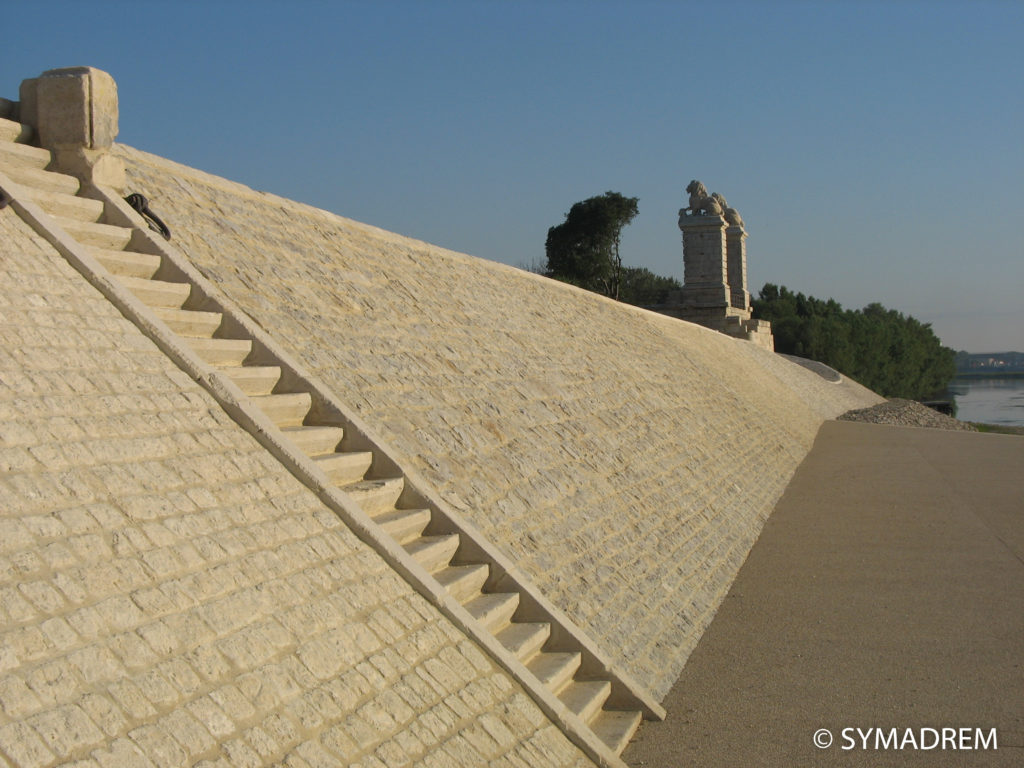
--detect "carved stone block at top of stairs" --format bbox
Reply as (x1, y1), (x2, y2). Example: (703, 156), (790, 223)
(19, 67), (125, 189)
(21, 67), (118, 149)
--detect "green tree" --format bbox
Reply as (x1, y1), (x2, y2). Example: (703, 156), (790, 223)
(617, 267), (683, 306)
(545, 191), (639, 300)
(752, 283), (955, 399)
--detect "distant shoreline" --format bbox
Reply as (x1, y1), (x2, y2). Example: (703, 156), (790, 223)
(953, 371), (1024, 379)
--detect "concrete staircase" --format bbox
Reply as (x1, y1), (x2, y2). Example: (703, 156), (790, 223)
(0, 105), (663, 767)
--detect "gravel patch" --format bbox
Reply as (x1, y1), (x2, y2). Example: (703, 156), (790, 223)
(838, 398), (977, 431)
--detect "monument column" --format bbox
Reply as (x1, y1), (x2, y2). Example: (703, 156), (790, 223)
(679, 214), (731, 310)
(725, 224), (750, 311)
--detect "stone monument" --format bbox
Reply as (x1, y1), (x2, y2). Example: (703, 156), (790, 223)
(658, 180), (773, 349)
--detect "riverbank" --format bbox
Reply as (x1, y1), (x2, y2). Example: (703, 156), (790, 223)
(971, 422), (1024, 435)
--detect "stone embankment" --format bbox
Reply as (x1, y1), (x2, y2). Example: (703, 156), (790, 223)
(2, 66), (886, 767)
(0, 206), (597, 768)
(839, 398), (977, 431)
(113, 143), (881, 700)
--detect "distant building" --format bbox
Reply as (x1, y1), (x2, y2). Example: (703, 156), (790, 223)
(955, 351), (1024, 374)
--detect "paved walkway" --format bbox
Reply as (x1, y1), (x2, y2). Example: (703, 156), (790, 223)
(623, 420), (1024, 767)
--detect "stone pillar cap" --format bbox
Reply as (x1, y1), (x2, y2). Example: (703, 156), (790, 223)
(678, 214), (727, 229)
(679, 214), (726, 223)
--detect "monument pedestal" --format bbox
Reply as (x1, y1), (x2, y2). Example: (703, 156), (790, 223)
(679, 215), (731, 309)
(658, 304), (773, 348)
(665, 189), (773, 351)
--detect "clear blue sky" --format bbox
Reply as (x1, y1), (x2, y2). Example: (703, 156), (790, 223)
(4, 0), (1022, 352)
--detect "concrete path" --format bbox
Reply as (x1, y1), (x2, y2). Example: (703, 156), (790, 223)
(623, 420), (1023, 767)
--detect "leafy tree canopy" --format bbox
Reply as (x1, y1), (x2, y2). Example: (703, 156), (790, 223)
(618, 267), (682, 307)
(545, 191), (639, 300)
(752, 283), (956, 399)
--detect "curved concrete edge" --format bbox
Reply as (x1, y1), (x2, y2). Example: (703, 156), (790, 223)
(2, 173), (640, 768)
(778, 353), (843, 383)
(86, 181), (665, 724)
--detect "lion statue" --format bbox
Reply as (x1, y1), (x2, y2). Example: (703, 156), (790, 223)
(679, 179), (722, 220)
(678, 180), (744, 226)
(711, 192), (744, 227)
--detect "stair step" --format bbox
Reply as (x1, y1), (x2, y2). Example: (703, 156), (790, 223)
(188, 337), (253, 366)
(22, 187), (103, 221)
(92, 248), (162, 278)
(343, 477), (405, 515)
(313, 450), (373, 485)
(0, 139), (51, 169)
(373, 507), (431, 544)
(118, 275), (191, 308)
(496, 622), (551, 660)
(590, 710), (642, 755)
(464, 591), (519, 632)
(280, 424), (343, 455)
(434, 563), (489, 602)
(219, 365), (281, 396)
(152, 306), (222, 337)
(405, 534), (461, 573)
(0, 117), (32, 143)
(0, 163), (78, 194)
(527, 651), (582, 693)
(559, 680), (612, 724)
(54, 216), (131, 249)
(251, 392), (312, 427)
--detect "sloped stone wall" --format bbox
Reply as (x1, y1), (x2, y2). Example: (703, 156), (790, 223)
(116, 145), (881, 699)
(0, 208), (595, 767)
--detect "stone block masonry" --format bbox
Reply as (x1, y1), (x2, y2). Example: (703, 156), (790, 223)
(679, 215), (731, 307)
(115, 144), (880, 701)
(0, 208), (596, 767)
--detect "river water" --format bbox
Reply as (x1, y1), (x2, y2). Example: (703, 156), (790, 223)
(948, 377), (1024, 427)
